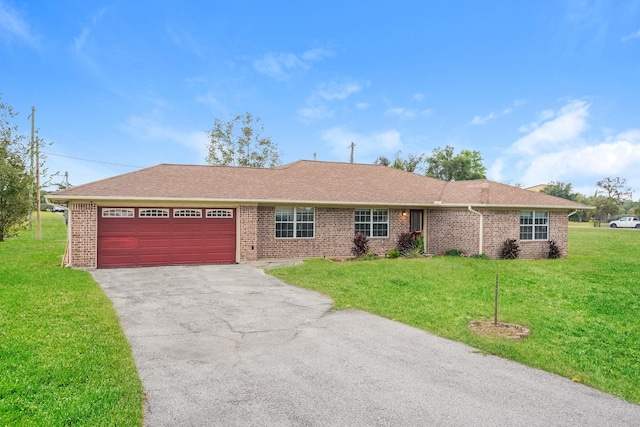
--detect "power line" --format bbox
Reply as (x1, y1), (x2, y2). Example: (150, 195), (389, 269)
(42, 151), (142, 169)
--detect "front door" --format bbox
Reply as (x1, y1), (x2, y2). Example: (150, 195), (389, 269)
(410, 210), (423, 233)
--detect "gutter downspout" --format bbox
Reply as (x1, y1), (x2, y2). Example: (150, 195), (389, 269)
(66, 203), (72, 267)
(568, 209), (578, 218)
(468, 206), (483, 255)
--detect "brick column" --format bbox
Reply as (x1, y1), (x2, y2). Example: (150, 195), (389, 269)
(239, 205), (258, 261)
(69, 202), (97, 269)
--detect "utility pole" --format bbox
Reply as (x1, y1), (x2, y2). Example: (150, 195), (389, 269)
(29, 107), (35, 229)
(349, 142), (355, 163)
(36, 133), (41, 240)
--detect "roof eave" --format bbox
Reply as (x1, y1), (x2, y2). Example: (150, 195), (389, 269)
(45, 194), (593, 210)
(445, 202), (594, 210)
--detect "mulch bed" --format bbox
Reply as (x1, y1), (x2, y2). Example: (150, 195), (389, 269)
(468, 321), (530, 339)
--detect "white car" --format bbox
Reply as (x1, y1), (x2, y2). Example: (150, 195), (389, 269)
(609, 217), (640, 228)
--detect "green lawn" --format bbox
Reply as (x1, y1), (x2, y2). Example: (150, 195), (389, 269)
(269, 227), (640, 405)
(0, 213), (143, 426)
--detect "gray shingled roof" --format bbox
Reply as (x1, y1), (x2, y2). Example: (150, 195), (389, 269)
(48, 160), (589, 209)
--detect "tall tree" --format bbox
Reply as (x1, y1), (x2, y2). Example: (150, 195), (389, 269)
(424, 145), (486, 181)
(374, 150), (425, 173)
(594, 177), (633, 220)
(0, 97), (33, 241)
(205, 112), (281, 168)
(541, 181), (577, 201)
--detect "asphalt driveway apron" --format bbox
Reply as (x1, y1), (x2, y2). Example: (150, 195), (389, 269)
(92, 265), (640, 426)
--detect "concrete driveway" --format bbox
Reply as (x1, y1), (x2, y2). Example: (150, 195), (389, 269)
(92, 264), (640, 426)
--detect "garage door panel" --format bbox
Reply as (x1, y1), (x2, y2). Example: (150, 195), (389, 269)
(98, 208), (236, 268)
(172, 237), (204, 246)
(100, 237), (138, 250)
(136, 237), (171, 248)
(136, 254), (171, 264)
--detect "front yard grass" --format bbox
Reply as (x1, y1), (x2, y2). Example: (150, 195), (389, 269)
(0, 213), (143, 426)
(269, 227), (640, 405)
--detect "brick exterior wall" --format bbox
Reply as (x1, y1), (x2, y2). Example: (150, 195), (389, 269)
(69, 202), (97, 269)
(518, 211), (568, 259)
(482, 210), (520, 258)
(427, 209), (480, 256)
(239, 205), (258, 261)
(66, 202), (569, 268)
(255, 207), (410, 259)
(426, 208), (569, 259)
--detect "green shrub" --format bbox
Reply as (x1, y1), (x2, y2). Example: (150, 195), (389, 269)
(404, 248), (424, 258)
(355, 253), (378, 261)
(386, 248), (401, 259)
(443, 249), (466, 257)
(413, 234), (425, 254)
(470, 253), (490, 259)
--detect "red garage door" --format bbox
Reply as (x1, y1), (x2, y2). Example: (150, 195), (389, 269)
(97, 208), (236, 268)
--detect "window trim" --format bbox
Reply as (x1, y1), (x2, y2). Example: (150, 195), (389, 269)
(173, 209), (202, 218)
(275, 207), (315, 239)
(102, 208), (135, 218)
(206, 209), (234, 218)
(139, 208), (170, 218)
(355, 208), (389, 238)
(520, 210), (549, 241)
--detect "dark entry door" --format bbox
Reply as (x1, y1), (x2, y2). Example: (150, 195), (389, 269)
(410, 210), (423, 233)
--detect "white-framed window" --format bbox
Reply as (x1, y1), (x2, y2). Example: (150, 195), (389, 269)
(173, 209), (202, 218)
(102, 208), (135, 218)
(275, 207), (314, 238)
(139, 208), (169, 218)
(206, 209), (234, 218)
(355, 208), (389, 237)
(520, 211), (548, 240)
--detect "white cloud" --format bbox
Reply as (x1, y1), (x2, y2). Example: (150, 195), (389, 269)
(72, 8), (106, 53)
(196, 91), (221, 108)
(412, 93), (425, 102)
(166, 26), (204, 58)
(519, 109), (555, 132)
(486, 157), (504, 183)
(316, 81), (362, 101)
(491, 100), (640, 196)
(471, 111), (498, 125)
(470, 99), (525, 126)
(356, 102), (370, 110)
(385, 108), (432, 119)
(298, 105), (333, 121)
(386, 108), (416, 119)
(519, 135), (640, 189)
(511, 99), (589, 155)
(321, 126), (402, 162)
(298, 79), (364, 122)
(120, 115), (209, 158)
(252, 52), (306, 79)
(300, 47), (334, 61)
(252, 48), (334, 80)
(621, 28), (640, 42)
(0, 2), (38, 47)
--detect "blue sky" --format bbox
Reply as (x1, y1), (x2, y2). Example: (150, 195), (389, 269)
(2, 1), (640, 198)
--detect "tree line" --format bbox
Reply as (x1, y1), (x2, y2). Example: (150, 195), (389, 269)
(0, 96), (33, 241)
(540, 178), (637, 222)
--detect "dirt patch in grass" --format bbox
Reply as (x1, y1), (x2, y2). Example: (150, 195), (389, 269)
(468, 321), (530, 340)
